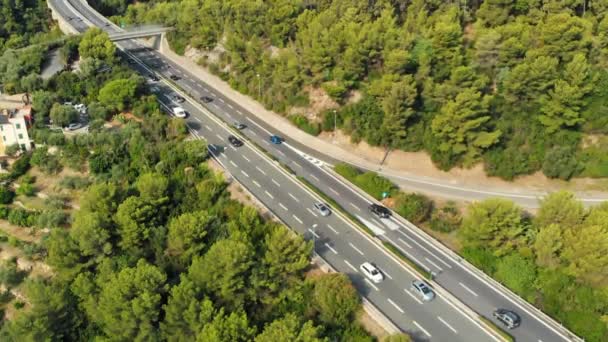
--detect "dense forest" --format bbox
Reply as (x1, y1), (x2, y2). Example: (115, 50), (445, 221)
(0, 0), (60, 54)
(0, 24), (407, 341)
(104, 0), (608, 180)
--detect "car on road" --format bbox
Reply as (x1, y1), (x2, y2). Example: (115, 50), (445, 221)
(149, 74), (159, 82)
(493, 309), (521, 329)
(313, 203), (331, 217)
(369, 203), (391, 218)
(270, 135), (283, 144)
(233, 122), (246, 130)
(171, 94), (185, 103)
(170, 74), (180, 81)
(411, 280), (435, 302)
(360, 262), (384, 283)
(200, 96), (213, 103)
(228, 135), (243, 147)
(172, 107), (187, 118)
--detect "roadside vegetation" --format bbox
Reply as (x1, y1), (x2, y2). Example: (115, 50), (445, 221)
(107, 0), (608, 181)
(335, 163), (608, 341)
(0, 7), (414, 339)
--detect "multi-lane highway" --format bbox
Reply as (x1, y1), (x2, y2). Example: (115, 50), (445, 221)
(49, 1), (581, 341)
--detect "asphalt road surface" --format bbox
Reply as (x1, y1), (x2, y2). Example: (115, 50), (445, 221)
(49, 1), (580, 341)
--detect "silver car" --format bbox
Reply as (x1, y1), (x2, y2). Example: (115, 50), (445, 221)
(411, 280), (435, 302)
(314, 202), (331, 216)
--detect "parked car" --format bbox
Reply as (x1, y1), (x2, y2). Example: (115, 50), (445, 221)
(200, 96), (213, 103)
(66, 123), (82, 131)
(170, 74), (180, 81)
(493, 309), (521, 329)
(411, 280), (435, 302)
(233, 122), (246, 130)
(369, 203), (391, 218)
(73, 103), (87, 114)
(171, 94), (185, 103)
(270, 135), (283, 144)
(172, 107), (187, 118)
(360, 262), (384, 283)
(314, 202), (331, 217)
(228, 135), (243, 147)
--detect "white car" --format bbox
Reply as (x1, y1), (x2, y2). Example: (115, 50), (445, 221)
(360, 262), (384, 283)
(74, 104), (87, 114)
(172, 106), (187, 118)
(314, 202), (331, 217)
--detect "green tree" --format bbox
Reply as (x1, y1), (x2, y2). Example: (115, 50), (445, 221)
(431, 88), (501, 166)
(161, 278), (215, 341)
(393, 193), (433, 224)
(312, 273), (360, 327)
(538, 54), (595, 133)
(78, 27), (116, 61)
(115, 196), (167, 256)
(494, 254), (537, 298)
(189, 239), (254, 309)
(255, 313), (321, 342)
(70, 211), (113, 257)
(460, 198), (528, 256)
(535, 191), (585, 229)
(562, 224), (608, 287)
(98, 77), (142, 112)
(136, 172), (168, 200)
(196, 309), (255, 342)
(49, 103), (78, 127)
(542, 146), (581, 180)
(534, 223), (564, 269)
(166, 210), (214, 269)
(0, 186), (15, 204)
(93, 260), (166, 341)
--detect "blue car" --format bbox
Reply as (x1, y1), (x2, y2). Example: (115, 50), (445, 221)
(270, 135), (283, 144)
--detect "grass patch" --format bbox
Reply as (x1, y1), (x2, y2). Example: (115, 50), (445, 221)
(382, 242), (433, 280)
(480, 316), (515, 342)
(289, 115), (321, 136)
(334, 163), (397, 200)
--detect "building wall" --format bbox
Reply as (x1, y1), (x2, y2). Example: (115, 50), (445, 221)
(0, 116), (31, 154)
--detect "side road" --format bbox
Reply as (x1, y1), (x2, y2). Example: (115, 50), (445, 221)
(157, 36), (608, 208)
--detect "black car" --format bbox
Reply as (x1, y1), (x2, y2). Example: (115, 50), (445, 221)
(369, 204), (391, 218)
(493, 309), (521, 329)
(228, 135), (243, 147)
(170, 74), (180, 81)
(233, 122), (246, 130)
(171, 95), (185, 103)
(149, 74), (160, 82)
(200, 96), (213, 103)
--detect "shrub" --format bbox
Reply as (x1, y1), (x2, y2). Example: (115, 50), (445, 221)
(460, 247), (498, 275)
(19, 174), (35, 184)
(393, 193), (433, 224)
(0, 205), (9, 219)
(542, 146), (581, 180)
(429, 202), (462, 233)
(31, 147), (62, 174)
(0, 186), (15, 204)
(16, 183), (36, 197)
(289, 114), (321, 136)
(9, 154), (30, 179)
(44, 194), (69, 209)
(322, 82), (347, 103)
(13, 301), (25, 309)
(334, 163), (360, 180)
(36, 209), (68, 229)
(8, 208), (34, 227)
(5, 144), (21, 157)
(0, 258), (26, 288)
(58, 176), (91, 190)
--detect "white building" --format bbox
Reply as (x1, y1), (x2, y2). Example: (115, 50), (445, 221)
(0, 107), (33, 155)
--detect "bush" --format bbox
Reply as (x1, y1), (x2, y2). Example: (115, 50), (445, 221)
(58, 176), (91, 190)
(5, 144), (21, 157)
(8, 208), (35, 227)
(13, 301), (25, 309)
(542, 146), (581, 180)
(9, 154), (30, 179)
(16, 183), (36, 197)
(289, 114), (321, 136)
(322, 82), (347, 103)
(393, 193), (433, 224)
(36, 209), (68, 229)
(31, 147), (62, 175)
(0, 205), (10, 219)
(0, 258), (27, 288)
(429, 202), (462, 233)
(460, 247), (498, 275)
(44, 194), (69, 209)
(0, 186), (15, 204)
(334, 163), (360, 180)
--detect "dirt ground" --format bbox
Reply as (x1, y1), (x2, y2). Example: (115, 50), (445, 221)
(319, 130), (608, 193)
